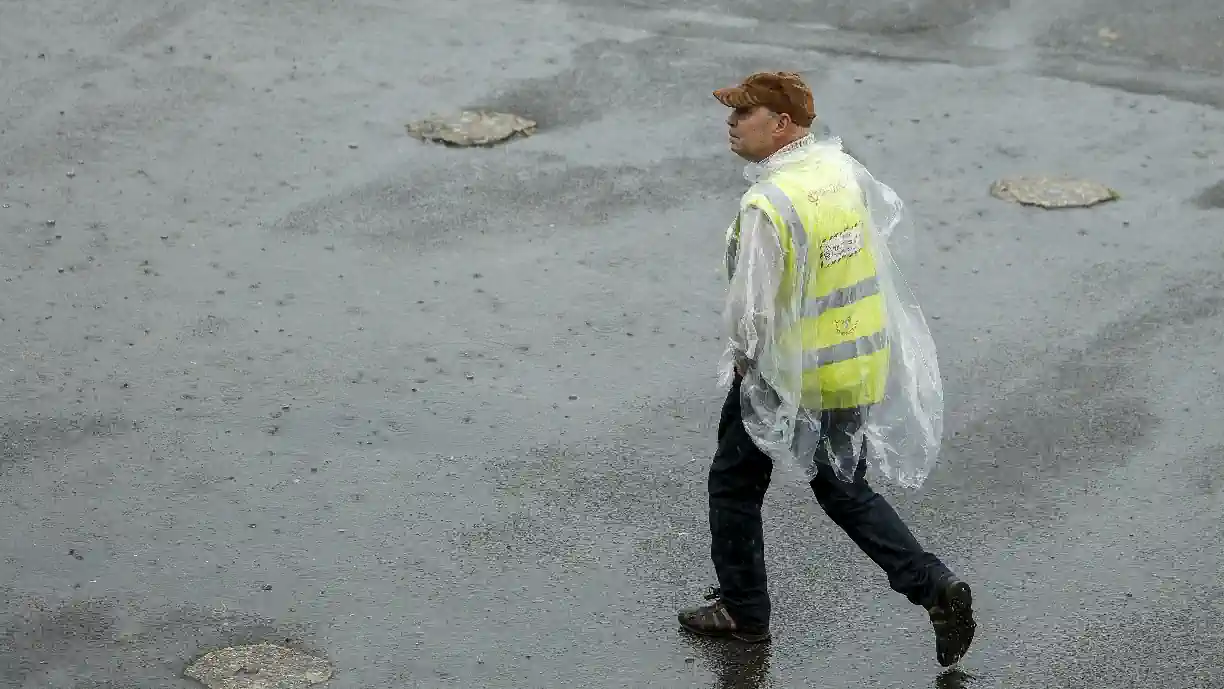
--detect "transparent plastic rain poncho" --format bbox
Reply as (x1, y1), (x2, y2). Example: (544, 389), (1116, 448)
(718, 134), (944, 489)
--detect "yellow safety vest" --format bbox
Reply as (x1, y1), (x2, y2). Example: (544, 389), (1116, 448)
(727, 157), (890, 410)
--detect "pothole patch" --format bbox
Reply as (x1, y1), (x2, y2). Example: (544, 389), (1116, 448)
(184, 643), (332, 689)
(406, 110), (537, 147)
(990, 175), (1120, 209)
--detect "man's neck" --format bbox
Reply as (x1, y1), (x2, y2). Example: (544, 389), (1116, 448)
(765, 133), (812, 161)
(743, 132), (816, 181)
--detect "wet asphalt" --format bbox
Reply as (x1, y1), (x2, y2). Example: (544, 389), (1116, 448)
(2, 0), (1223, 687)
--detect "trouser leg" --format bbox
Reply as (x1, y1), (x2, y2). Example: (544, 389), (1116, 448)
(810, 409), (953, 609)
(708, 375), (773, 629)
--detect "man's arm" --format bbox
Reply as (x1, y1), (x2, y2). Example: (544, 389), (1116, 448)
(724, 206), (784, 374)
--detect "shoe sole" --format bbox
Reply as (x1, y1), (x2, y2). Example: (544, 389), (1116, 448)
(936, 581), (976, 667)
(678, 619), (771, 644)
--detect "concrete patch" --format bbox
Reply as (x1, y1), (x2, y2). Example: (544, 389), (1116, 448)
(989, 175), (1120, 208)
(406, 111), (537, 147)
(184, 643), (332, 689)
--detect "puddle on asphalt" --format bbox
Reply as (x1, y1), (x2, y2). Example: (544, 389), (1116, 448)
(678, 632), (985, 688)
(680, 636), (771, 689)
(1193, 180), (1224, 209)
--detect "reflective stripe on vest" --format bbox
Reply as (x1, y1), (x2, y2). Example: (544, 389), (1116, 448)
(724, 218), (739, 280)
(809, 329), (888, 367)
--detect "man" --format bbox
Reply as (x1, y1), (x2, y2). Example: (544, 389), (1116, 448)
(677, 71), (976, 668)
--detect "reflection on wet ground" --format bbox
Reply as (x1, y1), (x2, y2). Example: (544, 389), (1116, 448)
(682, 633), (982, 689)
(683, 636), (772, 689)
(935, 667), (978, 689)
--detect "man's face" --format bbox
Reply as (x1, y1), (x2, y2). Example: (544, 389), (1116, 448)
(726, 106), (783, 162)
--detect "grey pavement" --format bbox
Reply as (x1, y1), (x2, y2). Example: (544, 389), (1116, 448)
(2, 0), (1223, 687)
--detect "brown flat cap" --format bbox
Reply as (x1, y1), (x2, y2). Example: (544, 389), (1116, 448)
(713, 71), (816, 127)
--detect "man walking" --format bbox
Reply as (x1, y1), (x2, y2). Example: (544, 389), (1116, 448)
(677, 71), (976, 667)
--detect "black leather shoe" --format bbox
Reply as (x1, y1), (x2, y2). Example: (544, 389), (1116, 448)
(927, 577), (976, 666)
